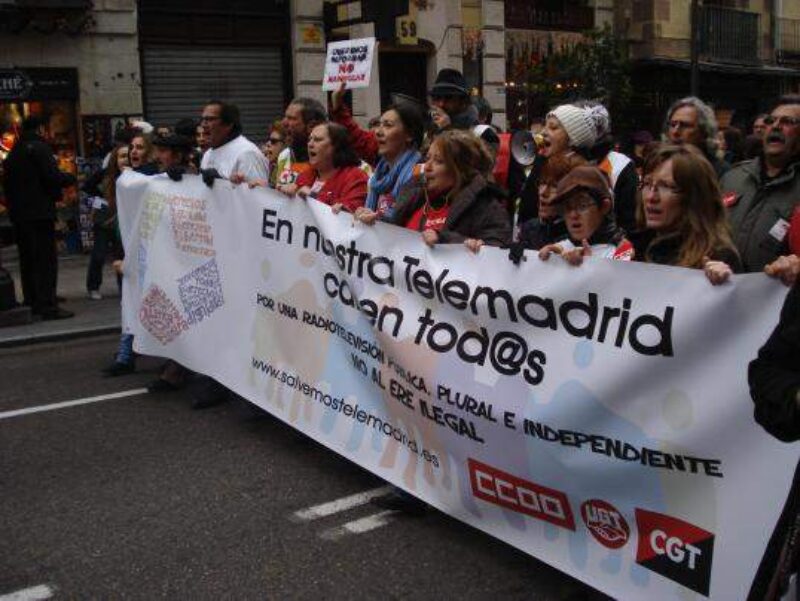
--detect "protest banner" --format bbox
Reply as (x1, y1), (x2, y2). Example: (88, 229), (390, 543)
(117, 171), (797, 600)
(322, 37), (376, 91)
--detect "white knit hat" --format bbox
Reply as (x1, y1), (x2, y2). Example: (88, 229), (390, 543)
(548, 105), (597, 149)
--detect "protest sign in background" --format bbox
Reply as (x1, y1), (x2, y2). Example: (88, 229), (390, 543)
(118, 171), (797, 600)
(322, 37), (376, 91)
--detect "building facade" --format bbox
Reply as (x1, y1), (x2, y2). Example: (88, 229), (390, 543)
(619, 0), (800, 132)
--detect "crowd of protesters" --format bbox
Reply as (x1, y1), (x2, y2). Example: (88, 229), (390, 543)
(7, 65), (798, 599)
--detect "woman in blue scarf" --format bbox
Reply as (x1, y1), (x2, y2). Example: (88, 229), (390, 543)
(351, 102), (425, 223)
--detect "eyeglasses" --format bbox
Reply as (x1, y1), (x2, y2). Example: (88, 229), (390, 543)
(640, 180), (681, 197)
(200, 115), (221, 123)
(559, 199), (597, 215)
(763, 115), (800, 128)
(668, 119), (695, 130)
(267, 137), (284, 144)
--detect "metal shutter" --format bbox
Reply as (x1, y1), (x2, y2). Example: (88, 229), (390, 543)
(142, 45), (285, 144)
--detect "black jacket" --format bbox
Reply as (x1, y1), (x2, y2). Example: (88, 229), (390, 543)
(747, 283), (800, 601)
(628, 229), (743, 272)
(750, 282), (800, 442)
(2, 131), (76, 222)
(390, 174), (512, 247)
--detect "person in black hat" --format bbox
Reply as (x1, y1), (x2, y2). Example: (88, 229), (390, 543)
(137, 131), (198, 391)
(429, 68), (499, 151)
(152, 132), (196, 178)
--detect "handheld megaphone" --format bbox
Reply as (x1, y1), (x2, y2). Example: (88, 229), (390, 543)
(511, 130), (541, 166)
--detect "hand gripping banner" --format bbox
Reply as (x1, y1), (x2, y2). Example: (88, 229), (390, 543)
(118, 171), (797, 600)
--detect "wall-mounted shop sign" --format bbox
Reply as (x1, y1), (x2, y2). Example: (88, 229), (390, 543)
(0, 68), (78, 101)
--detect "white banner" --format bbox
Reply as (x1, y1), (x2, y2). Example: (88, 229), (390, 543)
(118, 171), (796, 600)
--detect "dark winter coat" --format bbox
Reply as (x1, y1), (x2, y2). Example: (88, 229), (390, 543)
(389, 174), (512, 247)
(747, 283), (800, 601)
(2, 131), (76, 223)
(721, 157), (800, 272)
(628, 229), (743, 272)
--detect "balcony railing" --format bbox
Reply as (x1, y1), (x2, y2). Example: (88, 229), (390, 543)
(776, 17), (800, 63)
(699, 5), (760, 64)
(505, 0), (594, 32)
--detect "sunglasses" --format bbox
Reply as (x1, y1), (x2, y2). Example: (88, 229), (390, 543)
(267, 137), (284, 144)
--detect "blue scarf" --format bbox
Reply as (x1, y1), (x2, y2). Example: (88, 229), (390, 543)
(366, 149), (421, 216)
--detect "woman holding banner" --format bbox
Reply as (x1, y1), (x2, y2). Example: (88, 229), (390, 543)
(331, 85), (425, 223)
(373, 129), (511, 253)
(292, 123), (369, 213)
(630, 144), (742, 284)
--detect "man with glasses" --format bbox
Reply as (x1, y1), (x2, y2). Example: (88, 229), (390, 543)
(199, 100), (268, 182)
(663, 96), (729, 178)
(721, 95), (800, 272)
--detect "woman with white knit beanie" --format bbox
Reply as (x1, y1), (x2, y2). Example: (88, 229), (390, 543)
(542, 104), (598, 156)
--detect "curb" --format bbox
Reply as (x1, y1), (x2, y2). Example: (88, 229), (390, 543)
(0, 324), (121, 349)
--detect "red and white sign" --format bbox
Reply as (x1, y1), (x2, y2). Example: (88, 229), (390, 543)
(580, 499), (630, 549)
(468, 458), (575, 530)
(322, 37), (376, 91)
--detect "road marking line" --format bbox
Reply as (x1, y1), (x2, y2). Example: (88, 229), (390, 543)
(0, 389), (148, 420)
(291, 486), (392, 522)
(319, 510), (398, 540)
(0, 584), (55, 601)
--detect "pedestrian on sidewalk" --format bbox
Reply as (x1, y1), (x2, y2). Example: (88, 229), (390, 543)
(2, 115), (77, 320)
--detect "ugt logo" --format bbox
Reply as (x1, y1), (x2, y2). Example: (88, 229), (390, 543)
(635, 508), (715, 596)
(580, 499), (629, 549)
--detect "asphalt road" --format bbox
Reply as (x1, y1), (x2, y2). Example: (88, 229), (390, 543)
(0, 335), (609, 600)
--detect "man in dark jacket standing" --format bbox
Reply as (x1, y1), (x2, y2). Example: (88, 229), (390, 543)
(429, 68), (499, 152)
(3, 116), (76, 319)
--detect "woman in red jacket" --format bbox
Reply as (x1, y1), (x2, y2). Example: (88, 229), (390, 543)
(293, 122), (368, 213)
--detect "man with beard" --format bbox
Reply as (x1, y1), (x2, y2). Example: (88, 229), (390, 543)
(721, 95), (800, 272)
(275, 97), (327, 194)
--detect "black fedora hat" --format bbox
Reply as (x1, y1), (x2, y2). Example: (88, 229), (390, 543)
(429, 68), (469, 98)
(152, 133), (193, 150)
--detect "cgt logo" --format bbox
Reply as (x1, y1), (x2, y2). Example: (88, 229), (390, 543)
(580, 499), (629, 549)
(467, 459), (575, 530)
(635, 508), (715, 596)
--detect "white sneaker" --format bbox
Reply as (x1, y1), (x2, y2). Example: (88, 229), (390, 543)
(88, 290), (103, 300)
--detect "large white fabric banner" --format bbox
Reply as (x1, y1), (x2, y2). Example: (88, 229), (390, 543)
(118, 171), (796, 600)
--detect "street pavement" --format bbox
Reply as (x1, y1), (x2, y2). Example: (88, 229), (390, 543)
(0, 334), (611, 600)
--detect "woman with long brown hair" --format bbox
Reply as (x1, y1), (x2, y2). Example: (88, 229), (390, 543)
(361, 129), (510, 252)
(632, 144), (741, 283)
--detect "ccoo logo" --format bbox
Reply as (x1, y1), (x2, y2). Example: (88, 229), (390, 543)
(635, 508), (715, 596)
(580, 499), (629, 549)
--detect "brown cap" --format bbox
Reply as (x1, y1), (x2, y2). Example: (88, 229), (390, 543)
(550, 165), (614, 206)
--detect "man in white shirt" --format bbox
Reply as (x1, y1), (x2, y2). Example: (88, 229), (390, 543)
(199, 101), (268, 181)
